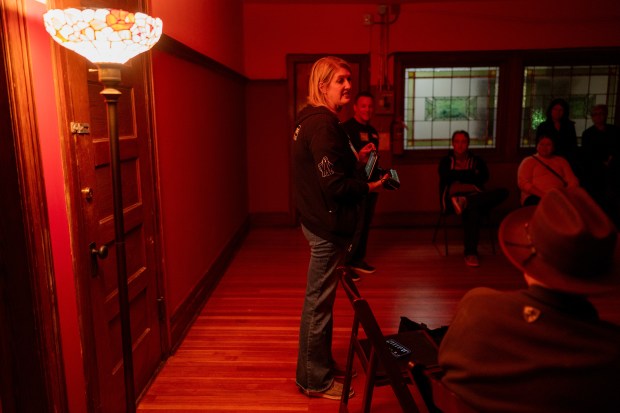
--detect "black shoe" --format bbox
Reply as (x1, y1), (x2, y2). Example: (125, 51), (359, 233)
(348, 268), (361, 282)
(349, 261), (376, 274)
(464, 255), (480, 267)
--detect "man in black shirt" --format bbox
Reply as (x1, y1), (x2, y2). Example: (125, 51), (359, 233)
(581, 104), (620, 227)
(342, 92), (380, 277)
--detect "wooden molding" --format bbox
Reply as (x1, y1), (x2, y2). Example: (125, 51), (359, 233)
(169, 218), (251, 351)
(0, 0), (68, 411)
(154, 34), (247, 83)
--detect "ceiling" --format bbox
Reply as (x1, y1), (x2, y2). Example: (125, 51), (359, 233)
(243, 0), (462, 4)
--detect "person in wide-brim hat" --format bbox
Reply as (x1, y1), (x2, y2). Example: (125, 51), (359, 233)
(499, 186), (620, 295)
(438, 186), (620, 413)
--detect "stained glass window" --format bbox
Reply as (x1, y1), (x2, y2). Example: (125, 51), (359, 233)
(521, 65), (619, 147)
(403, 67), (499, 149)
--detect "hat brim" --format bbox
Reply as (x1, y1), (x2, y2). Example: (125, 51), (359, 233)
(499, 206), (620, 295)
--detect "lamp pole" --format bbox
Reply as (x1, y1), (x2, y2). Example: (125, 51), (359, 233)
(98, 63), (136, 413)
(42, 9), (162, 412)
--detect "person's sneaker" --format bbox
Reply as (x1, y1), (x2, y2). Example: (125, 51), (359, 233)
(299, 380), (355, 400)
(349, 262), (376, 274)
(464, 255), (480, 267)
(348, 268), (361, 282)
(451, 196), (468, 215)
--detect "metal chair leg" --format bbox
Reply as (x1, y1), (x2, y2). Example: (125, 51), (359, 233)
(432, 213), (450, 256)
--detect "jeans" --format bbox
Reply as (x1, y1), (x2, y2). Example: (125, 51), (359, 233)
(296, 224), (347, 392)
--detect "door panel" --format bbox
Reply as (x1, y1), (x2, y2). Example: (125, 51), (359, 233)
(84, 58), (162, 412)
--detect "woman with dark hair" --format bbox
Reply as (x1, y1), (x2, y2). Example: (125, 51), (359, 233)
(518, 134), (580, 206)
(536, 98), (578, 169)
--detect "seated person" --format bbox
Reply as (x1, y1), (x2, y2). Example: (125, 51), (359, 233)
(438, 187), (620, 413)
(517, 134), (579, 206)
(438, 130), (509, 267)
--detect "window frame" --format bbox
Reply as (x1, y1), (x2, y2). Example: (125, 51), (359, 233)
(392, 48), (620, 166)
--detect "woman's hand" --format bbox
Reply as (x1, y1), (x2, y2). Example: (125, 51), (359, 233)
(368, 173), (391, 192)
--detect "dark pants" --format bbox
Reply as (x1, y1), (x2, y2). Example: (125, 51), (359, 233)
(348, 192), (378, 265)
(523, 195), (541, 206)
(582, 163), (620, 228)
(462, 188), (509, 256)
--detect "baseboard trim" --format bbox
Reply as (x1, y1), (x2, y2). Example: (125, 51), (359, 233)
(168, 217), (251, 351)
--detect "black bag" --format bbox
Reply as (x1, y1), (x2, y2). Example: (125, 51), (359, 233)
(398, 316), (448, 346)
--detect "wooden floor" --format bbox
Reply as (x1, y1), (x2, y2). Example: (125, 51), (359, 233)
(137, 227), (620, 413)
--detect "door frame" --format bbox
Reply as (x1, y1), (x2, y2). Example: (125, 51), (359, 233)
(0, 0), (68, 411)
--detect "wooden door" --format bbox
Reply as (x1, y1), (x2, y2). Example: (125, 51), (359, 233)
(84, 58), (162, 412)
(51, 3), (165, 411)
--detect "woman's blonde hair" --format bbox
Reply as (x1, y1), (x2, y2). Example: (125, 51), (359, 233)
(307, 56), (351, 108)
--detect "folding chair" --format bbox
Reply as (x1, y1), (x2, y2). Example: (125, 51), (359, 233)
(338, 267), (437, 413)
(431, 198), (496, 256)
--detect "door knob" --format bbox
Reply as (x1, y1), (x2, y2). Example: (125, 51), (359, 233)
(81, 187), (94, 201)
(89, 242), (108, 259)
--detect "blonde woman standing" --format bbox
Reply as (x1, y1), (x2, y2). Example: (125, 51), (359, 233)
(292, 56), (385, 400)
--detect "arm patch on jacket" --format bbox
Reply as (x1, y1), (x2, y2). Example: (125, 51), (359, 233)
(318, 156), (335, 177)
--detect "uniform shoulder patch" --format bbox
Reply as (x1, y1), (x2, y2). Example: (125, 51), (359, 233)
(318, 156), (335, 177)
(522, 305), (541, 323)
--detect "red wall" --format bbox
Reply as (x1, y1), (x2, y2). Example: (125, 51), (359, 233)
(243, 0), (620, 220)
(244, 1), (620, 80)
(152, 0), (244, 74)
(151, 0), (247, 316)
(151, 51), (248, 314)
(25, 1), (87, 412)
(246, 81), (290, 215)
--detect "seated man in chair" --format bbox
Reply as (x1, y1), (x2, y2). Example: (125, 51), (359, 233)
(438, 130), (508, 267)
(438, 187), (620, 413)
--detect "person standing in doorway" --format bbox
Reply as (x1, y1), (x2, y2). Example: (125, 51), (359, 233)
(292, 56), (386, 400)
(342, 91), (380, 279)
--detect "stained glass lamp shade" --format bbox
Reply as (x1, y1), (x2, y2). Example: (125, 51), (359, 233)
(43, 8), (163, 64)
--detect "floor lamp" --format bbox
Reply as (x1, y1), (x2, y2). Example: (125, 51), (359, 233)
(43, 8), (162, 413)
